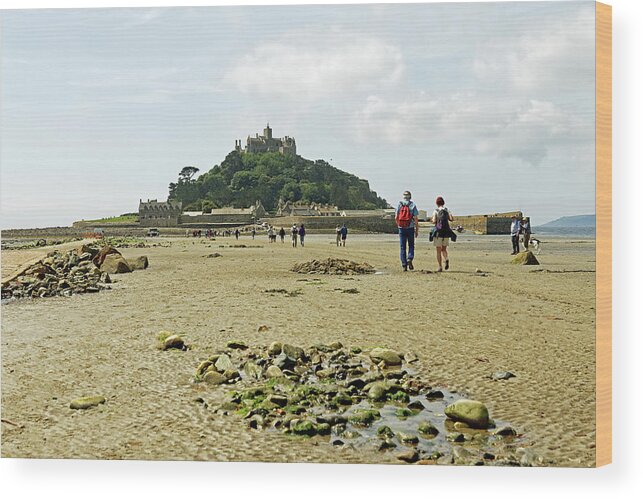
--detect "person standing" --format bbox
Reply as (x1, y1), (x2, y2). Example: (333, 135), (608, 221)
(279, 227), (286, 243)
(298, 224), (306, 247)
(251, 227), (256, 240)
(291, 224), (298, 247)
(335, 226), (342, 247)
(395, 190), (419, 271)
(234, 228), (240, 240)
(510, 215), (521, 255)
(267, 226), (274, 243)
(340, 224), (348, 247)
(521, 217), (532, 252)
(431, 196), (454, 272)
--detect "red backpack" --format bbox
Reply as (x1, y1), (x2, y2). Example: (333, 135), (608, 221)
(396, 202), (413, 228)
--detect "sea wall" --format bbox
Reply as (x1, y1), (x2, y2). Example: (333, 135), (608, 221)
(262, 216), (398, 234)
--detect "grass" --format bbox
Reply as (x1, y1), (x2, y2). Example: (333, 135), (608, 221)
(81, 214), (139, 224)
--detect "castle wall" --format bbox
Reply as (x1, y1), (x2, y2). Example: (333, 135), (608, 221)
(178, 213), (253, 225)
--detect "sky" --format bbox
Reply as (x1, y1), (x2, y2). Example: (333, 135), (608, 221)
(0, 1), (596, 228)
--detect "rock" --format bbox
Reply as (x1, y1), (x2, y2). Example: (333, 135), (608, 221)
(395, 408), (414, 419)
(99, 272), (111, 284)
(195, 360), (213, 377)
(128, 256), (149, 270)
(426, 389), (444, 399)
(398, 432), (419, 444)
(316, 368), (335, 379)
(396, 450), (419, 463)
(491, 371), (516, 381)
(282, 344), (305, 360)
(226, 340), (248, 350)
(267, 342), (282, 356)
(291, 420), (316, 436)
(452, 446), (474, 464)
(315, 423), (331, 435)
(214, 354), (235, 372)
(92, 245), (121, 267)
(266, 365), (284, 378)
(418, 422), (439, 436)
(511, 251), (540, 265)
(369, 347), (402, 366)
(367, 382), (389, 402)
(348, 409), (380, 426)
(162, 335), (184, 351)
(266, 394), (288, 407)
(407, 400), (425, 411)
(257, 324), (269, 332)
(203, 371), (227, 385)
(243, 361), (262, 380)
(494, 425), (517, 437)
(70, 396), (105, 410)
(274, 352), (296, 370)
(328, 341), (343, 350)
(518, 449), (544, 467)
(100, 254), (132, 274)
(447, 432), (465, 443)
(316, 414), (347, 426)
(445, 399), (490, 429)
(206, 253), (222, 258)
(376, 425), (395, 439)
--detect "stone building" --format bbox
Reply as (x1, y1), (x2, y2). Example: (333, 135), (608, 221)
(275, 198), (340, 217)
(235, 124), (296, 155)
(138, 199), (183, 227)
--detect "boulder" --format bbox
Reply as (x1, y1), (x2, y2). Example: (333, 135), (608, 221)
(396, 450), (419, 463)
(367, 382), (389, 401)
(266, 365), (284, 378)
(226, 340), (248, 350)
(267, 342), (282, 356)
(282, 344), (305, 360)
(162, 335), (185, 351)
(92, 245), (121, 267)
(444, 399), (490, 429)
(100, 254), (131, 274)
(491, 371), (516, 381)
(70, 396), (105, 410)
(511, 251), (539, 265)
(418, 421), (439, 436)
(128, 256), (149, 270)
(369, 347), (402, 366)
(214, 354), (235, 372)
(203, 371), (227, 385)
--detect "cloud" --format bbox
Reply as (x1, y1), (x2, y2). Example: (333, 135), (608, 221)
(351, 93), (590, 166)
(223, 29), (405, 100)
(472, 6), (595, 94)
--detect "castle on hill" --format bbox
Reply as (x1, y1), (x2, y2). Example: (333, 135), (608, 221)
(235, 123), (296, 155)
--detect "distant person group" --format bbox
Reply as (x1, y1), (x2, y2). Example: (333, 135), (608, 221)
(510, 215), (532, 255)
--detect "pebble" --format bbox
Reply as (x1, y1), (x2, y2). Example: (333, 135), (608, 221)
(70, 396), (105, 410)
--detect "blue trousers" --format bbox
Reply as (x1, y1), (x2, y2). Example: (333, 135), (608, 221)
(399, 227), (415, 266)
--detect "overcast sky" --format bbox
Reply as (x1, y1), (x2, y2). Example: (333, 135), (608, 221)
(0, 1), (596, 228)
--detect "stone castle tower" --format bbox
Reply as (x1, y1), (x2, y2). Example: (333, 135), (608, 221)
(235, 124), (296, 156)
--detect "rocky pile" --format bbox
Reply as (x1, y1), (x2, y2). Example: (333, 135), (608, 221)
(1, 244), (148, 300)
(291, 258), (375, 275)
(511, 251), (540, 265)
(102, 236), (170, 248)
(191, 342), (532, 465)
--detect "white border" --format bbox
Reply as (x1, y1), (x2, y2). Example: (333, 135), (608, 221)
(1, 0), (641, 497)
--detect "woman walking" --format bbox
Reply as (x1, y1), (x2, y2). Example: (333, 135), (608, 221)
(431, 196), (454, 272)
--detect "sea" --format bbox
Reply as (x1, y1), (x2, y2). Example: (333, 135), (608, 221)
(532, 226), (596, 239)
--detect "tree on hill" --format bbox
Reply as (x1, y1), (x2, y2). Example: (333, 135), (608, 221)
(168, 151), (389, 212)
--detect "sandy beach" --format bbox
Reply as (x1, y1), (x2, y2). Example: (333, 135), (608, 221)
(1, 233), (596, 466)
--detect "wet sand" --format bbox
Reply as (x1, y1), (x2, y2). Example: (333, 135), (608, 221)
(1, 233), (596, 465)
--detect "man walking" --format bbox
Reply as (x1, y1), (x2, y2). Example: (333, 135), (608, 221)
(340, 224), (348, 247)
(395, 190), (419, 271)
(510, 215), (521, 255)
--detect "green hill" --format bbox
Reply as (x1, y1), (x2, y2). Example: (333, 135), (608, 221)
(539, 214), (596, 228)
(168, 151), (389, 212)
